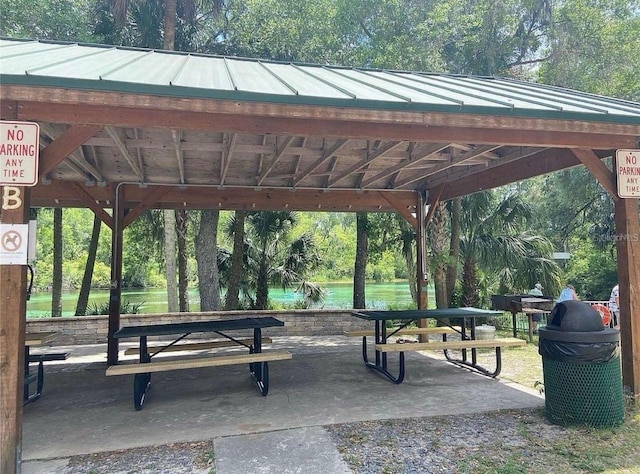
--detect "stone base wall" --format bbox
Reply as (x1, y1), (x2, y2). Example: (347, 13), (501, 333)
(25, 310), (370, 346)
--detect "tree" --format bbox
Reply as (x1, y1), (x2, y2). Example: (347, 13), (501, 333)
(224, 210), (246, 310)
(52, 208), (63, 317)
(195, 210), (221, 310)
(539, 0), (640, 101)
(353, 212), (368, 308)
(456, 191), (561, 307)
(244, 211), (322, 310)
(75, 215), (102, 315)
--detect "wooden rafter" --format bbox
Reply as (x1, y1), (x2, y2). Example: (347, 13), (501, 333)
(294, 139), (349, 185)
(39, 124), (102, 176)
(40, 124), (105, 183)
(220, 132), (238, 186)
(427, 146), (545, 188)
(328, 141), (403, 188)
(395, 145), (501, 189)
(440, 148), (582, 200)
(360, 143), (450, 188)
(105, 126), (145, 181)
(171, 130), (186, 184)
(257, 135), (295, 186)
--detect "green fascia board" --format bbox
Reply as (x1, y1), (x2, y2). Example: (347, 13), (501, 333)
(3, 72), (640, 126)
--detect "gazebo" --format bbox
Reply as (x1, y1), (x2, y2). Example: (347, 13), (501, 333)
(1, 38), (639, 471)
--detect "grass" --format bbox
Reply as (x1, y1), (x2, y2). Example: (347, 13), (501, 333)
(330, 331), (640, 474)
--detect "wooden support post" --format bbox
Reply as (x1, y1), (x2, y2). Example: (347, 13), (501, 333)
(416, 192), (429, 341)
(614, 197), (640, 403)
(107, 185), (125, 365)
(0, 185), (30, 474)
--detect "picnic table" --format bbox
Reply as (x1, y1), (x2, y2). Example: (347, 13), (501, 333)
(24, 332), (68, 405)
(107, 317), (292, 410)
(351, 308), (526, 384)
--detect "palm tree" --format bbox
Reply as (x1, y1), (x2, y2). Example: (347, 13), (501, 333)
(456, 190), (561, 307)
(243, 211), (323, 310)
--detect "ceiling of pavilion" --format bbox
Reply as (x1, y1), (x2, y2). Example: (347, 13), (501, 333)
(1, 38), (639, 213)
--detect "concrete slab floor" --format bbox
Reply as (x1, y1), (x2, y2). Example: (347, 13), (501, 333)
(19, 336), (543, 472)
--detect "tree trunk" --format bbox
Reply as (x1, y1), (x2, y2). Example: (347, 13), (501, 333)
(353, 212), (368, 309)
(164, 209), (179, 312)
(52, 207), (63, 317)
(163, 0), (177, 50)
(446, 198), (461, 306)
(176, 209), (189, 312)
(462, 256), (479, 308)
(431, 201), (448, 308)
(255, 255), (269, 310)
(75, 214), (101, 316)
(225, 210), (246, 310)
(195, 210), (221, 311)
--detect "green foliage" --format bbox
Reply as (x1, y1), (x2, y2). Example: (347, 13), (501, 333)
(85, 300), (144, 315)
(0, 0), (99, 41)
(564, 235), (617, 300)
(538, 0), (640, 101)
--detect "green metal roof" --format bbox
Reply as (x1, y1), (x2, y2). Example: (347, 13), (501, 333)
(2, 37), (639, 124)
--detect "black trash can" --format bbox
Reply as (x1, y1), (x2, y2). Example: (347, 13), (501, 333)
(538, 300), (624, 427)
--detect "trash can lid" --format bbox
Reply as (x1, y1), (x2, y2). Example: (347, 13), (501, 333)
(546, 300), (605, 332)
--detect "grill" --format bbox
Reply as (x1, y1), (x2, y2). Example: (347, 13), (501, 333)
(491, 294), (554, 340)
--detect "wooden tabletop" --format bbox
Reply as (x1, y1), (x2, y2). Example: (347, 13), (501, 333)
(25, 332), (57, 346)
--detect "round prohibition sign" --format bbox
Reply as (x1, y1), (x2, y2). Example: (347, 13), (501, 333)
(1, 229), (23, 252)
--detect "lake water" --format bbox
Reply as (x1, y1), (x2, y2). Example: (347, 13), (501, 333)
(26, 281), (434, 317)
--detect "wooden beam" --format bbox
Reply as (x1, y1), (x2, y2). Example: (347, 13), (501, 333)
(69, 182), (114, 229)
(294, 139), (349, 185)
(257, 135), (295, 186)
(396, 145), (501, 189)
(0, 186), (30, 474)
(614, 197), (640, 403)
(220, 133), (238, 186)
(361, 143), (450, 188)
(104, 127), (145, 182)
(571, 148), (619, 200)
(39, 125), (101, 176)
(380, 191), (418, 229)
(427, 146), (545, 188)
(440, 148), (582, 200)
(15, 101), (638, 149)
(424, 184), (445, 228)
(171, 130), (186, 184)
(328, 141), (402, 187)
(40, 124), (106, 183)
(6, 87), (639, 137)
(122, 185), (174, 229)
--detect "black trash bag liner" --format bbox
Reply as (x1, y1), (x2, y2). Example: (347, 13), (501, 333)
(539, 338), (619, 364)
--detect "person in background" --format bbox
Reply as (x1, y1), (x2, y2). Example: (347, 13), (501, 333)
(609, 283), (620, 329)
(557, 283), (579, 303)
(528, 283), (544, 334)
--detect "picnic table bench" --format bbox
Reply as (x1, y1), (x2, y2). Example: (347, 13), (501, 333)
(352, 308), (527, 383)
(107, 317), (291, 410)
(24, 332), (69, 405)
